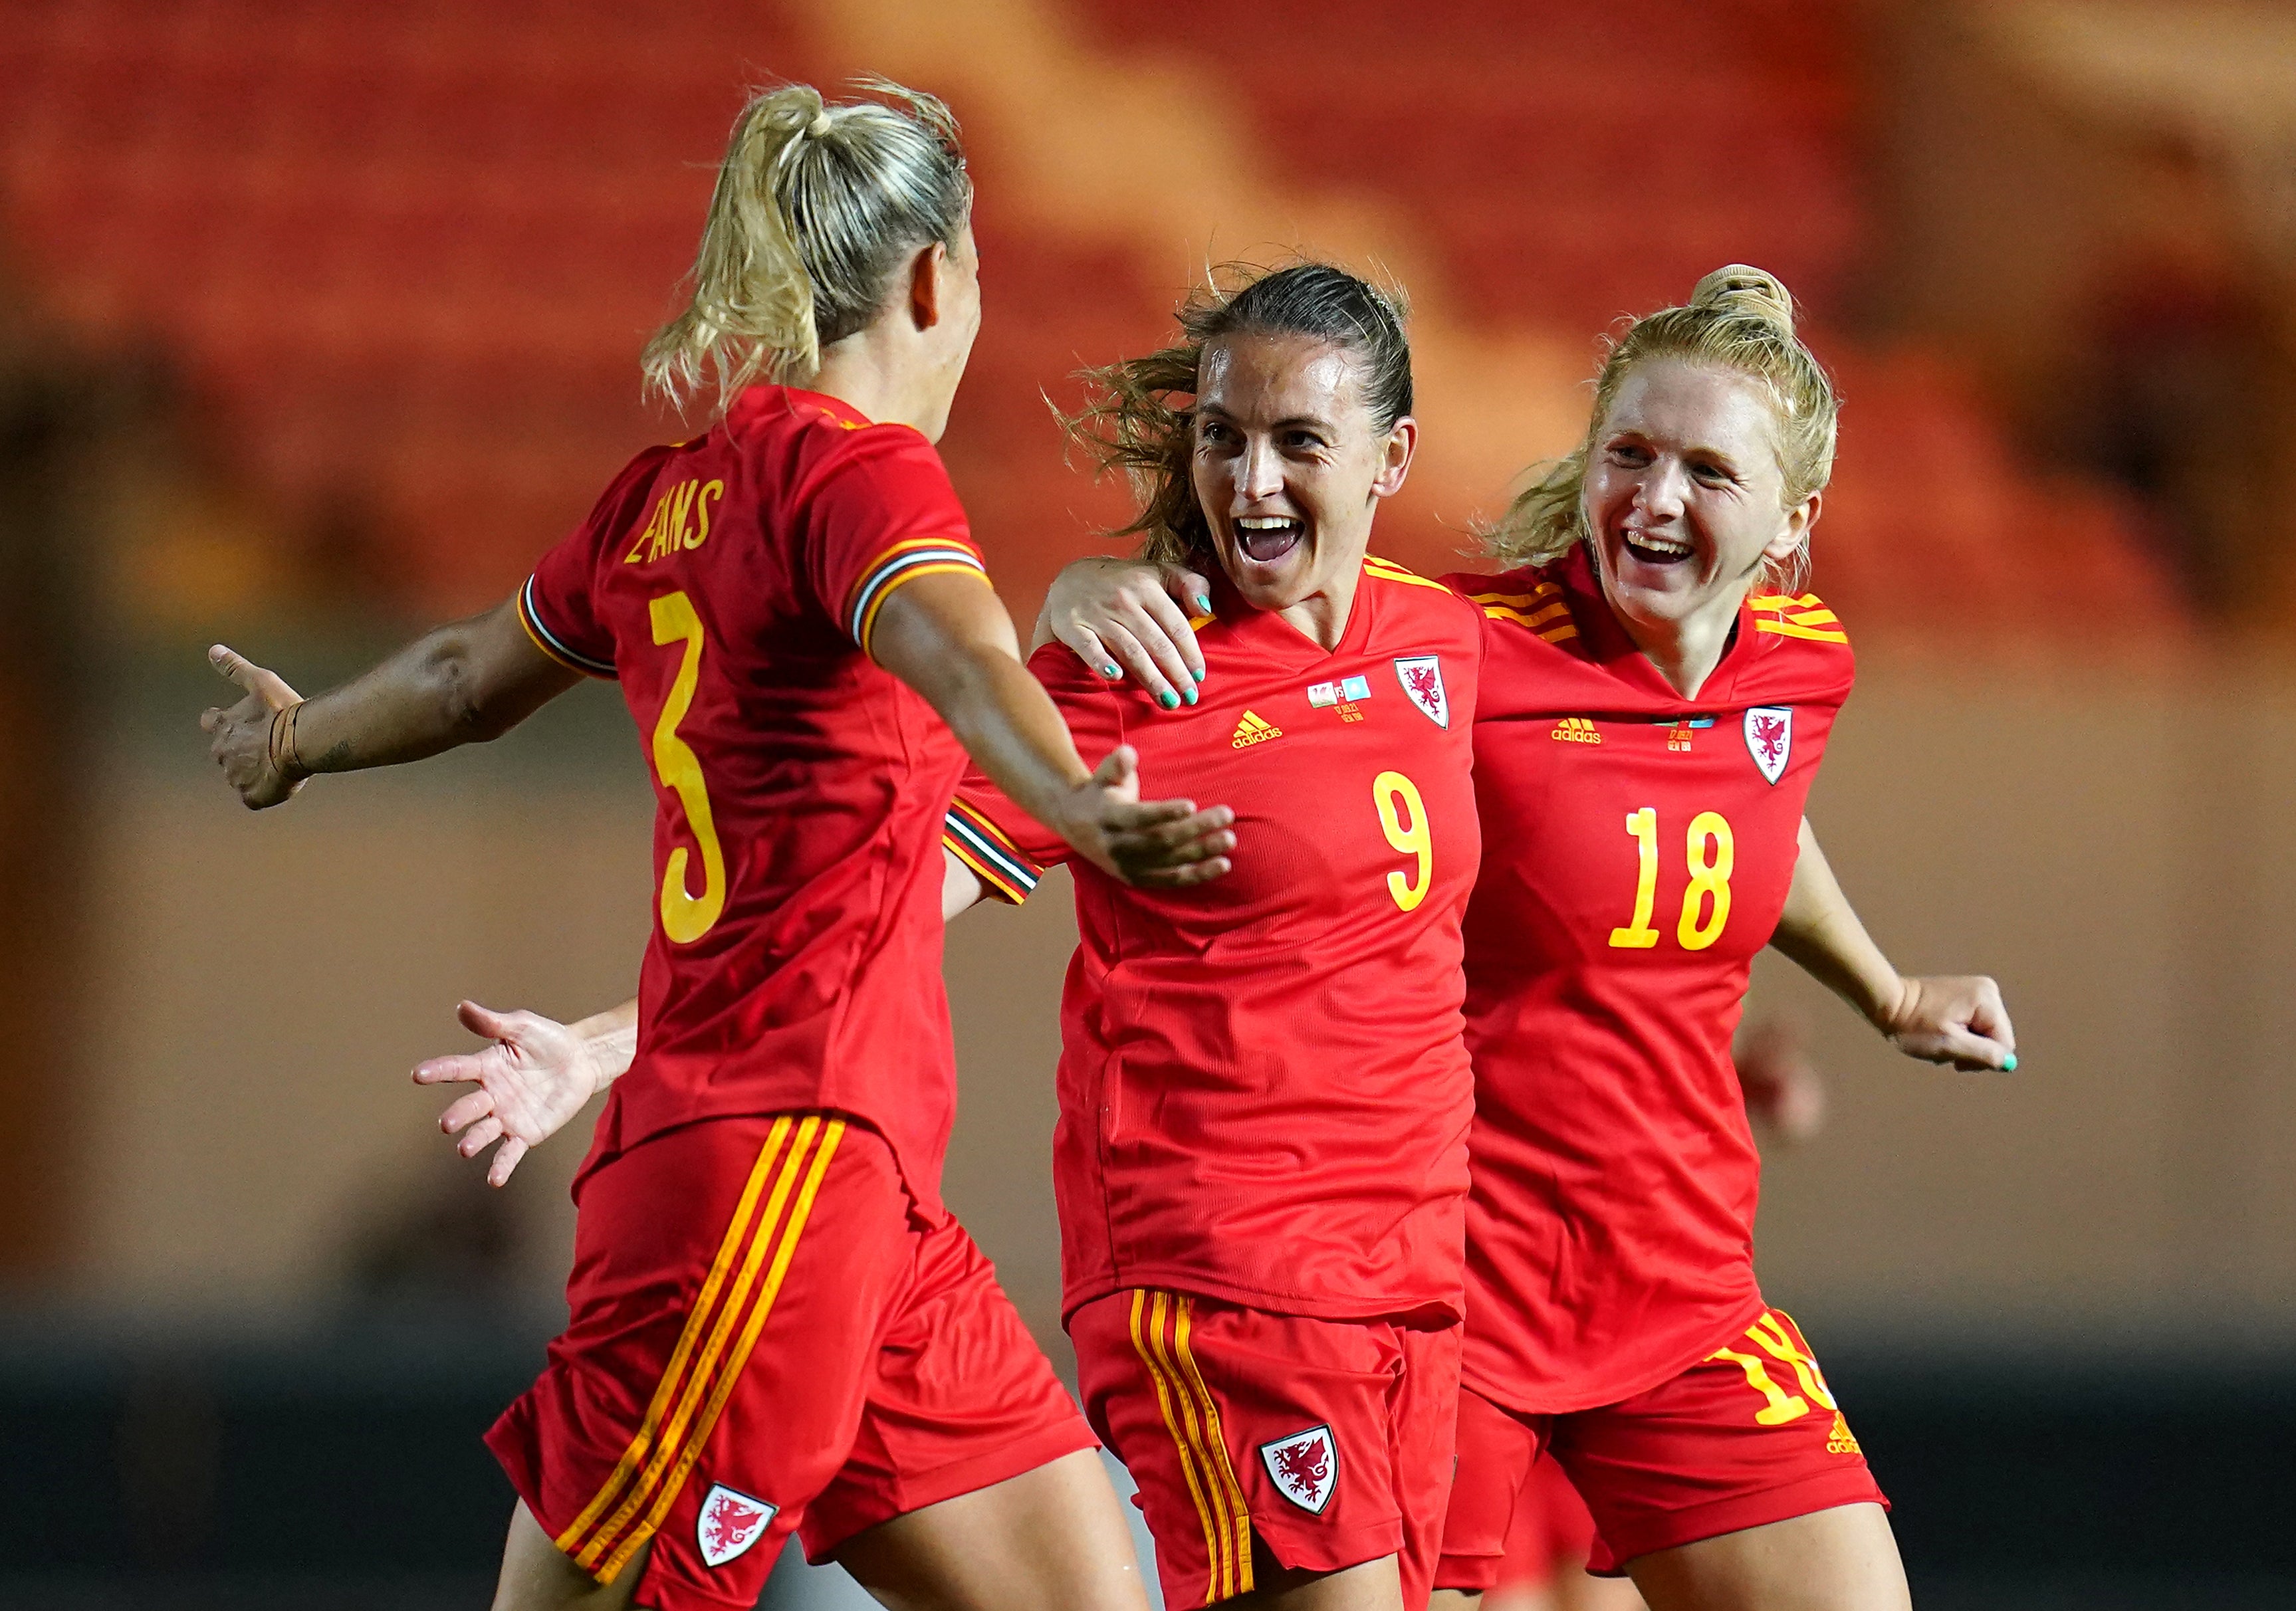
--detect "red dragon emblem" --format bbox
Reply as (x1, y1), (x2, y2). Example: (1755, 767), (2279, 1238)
(1260, 1426), (1337, 1513)
(696, 1483), (776, 1566)
(1750, 712), (1787, 763)
(1403, 664), (1440, 706)
(1394, 655), (1448, 727)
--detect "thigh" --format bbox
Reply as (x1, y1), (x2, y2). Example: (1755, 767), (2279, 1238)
(1069, 1289), (1442, 1610)
(800, 1209), (1100, 1561)
(1551, 1309), (1890, 1582)
(832, 1447), (1151, 1611)
(1626, 1502), (1906, 1611)
(488, 1114), (913, 1611)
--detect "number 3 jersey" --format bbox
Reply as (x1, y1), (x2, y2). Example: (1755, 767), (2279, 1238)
(518, 385), (990, 1206)
(1436, 546), (1856, 1415)
(947, 559), (1484, 1325)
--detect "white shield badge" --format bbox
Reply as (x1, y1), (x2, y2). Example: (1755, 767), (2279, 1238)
(1394, 656), (1449, 728)
(1744, 706), (1793, 785)
(1260, 1424), (1339, 1514)
(696, 1483), (778, 1568)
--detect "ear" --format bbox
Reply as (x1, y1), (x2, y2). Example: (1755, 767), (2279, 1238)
(1766, 488), (1819, 566)
(1369, 416), (1418, 500)
(905, 240), (949, 332)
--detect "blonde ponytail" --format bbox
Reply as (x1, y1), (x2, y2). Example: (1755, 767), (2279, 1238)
(1484, 263), (1839, 591)
(642, 78), (971, 411)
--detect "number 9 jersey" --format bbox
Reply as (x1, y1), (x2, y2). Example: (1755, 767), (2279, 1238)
(517, 385), (991, 1208)
(1439, 546), (1857, 1417)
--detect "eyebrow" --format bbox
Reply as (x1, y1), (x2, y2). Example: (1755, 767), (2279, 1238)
(1605, 426), (1742, 466)
(1198, 402), (1337, 433)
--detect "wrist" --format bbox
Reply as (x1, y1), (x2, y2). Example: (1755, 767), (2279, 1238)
(1867, 972), (1911, 1037)
(267, 702), (310, 783)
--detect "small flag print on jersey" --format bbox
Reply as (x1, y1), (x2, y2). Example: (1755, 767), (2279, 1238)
(1394, 657), (1448, 728)
(1745, 706), (1793, 784)
(1260, 1424), (1339, 1513)
(697, 1483), (777, 1568)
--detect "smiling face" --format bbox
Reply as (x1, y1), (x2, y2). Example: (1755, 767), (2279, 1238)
(1582, 356), (1817, 636)
(1189, 330), (1414, 620)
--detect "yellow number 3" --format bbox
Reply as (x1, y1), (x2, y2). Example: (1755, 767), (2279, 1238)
(1374, 770), (1433, 912)
(649, 591), (727, 944)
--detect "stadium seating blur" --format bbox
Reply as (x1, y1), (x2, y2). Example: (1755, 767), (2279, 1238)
(0, 0), (2178, 627)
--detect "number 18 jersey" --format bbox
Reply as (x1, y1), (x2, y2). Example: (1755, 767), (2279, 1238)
(1439, 547), (1857, 1414)
(518, 385), (990, 1206)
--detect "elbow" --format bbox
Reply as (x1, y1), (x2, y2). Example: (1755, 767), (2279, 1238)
(431, 645), (518, 743)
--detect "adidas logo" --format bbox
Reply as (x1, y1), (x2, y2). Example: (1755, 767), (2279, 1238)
(1825, 1412), (1862, 1455)
(1550, 716), (1602, 744)
(1230, 710), (1284, 749)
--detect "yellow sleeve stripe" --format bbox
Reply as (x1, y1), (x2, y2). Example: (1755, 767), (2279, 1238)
(517, 576), (616, 678)
(1756, 619), (1850, 644)
(1362, 558), (1455, 593)
(1465, 588), (1561, 607)
(1480, 599), (1571, 630)
(1539, 623), (1580, 642)
(1748, 591), (1824, 611)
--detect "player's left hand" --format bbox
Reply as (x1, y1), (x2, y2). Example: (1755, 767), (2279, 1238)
(1058, 744), (1236, 889)
(413, 1000), (606, 1186)
(1881, 975), (2016, 1073)
(200, 644), (305, 809)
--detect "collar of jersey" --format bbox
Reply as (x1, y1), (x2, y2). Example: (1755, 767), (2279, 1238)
(1558, 544), (1754, 711)
(1199, 559), (1380, 671)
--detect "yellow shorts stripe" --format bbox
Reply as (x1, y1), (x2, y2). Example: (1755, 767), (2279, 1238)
(566, 1117), (838, 1574)
(1131, 1291), (1246, 1604)
(596, 1119), (846, 1578)
(552, 1116), (795, 1558)
(1169, 1297), (1254, 1597)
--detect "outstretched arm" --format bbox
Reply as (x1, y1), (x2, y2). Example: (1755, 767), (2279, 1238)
(871, 572), (1232, 887)
(201, 595), (580, 809)
(1770, 818), (2016, 1073)
(1034, 556), (1215, 711)
(414, 998), (635, 1187)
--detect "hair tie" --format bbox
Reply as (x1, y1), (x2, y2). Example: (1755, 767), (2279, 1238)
(806, 110), (832, 138)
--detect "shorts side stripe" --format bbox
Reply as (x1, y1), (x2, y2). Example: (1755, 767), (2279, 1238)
(596, 1119), (846, 1580)
(1131, 1290), (1229, 1605)
(1170, 1297), (1254, 1596)
(552, 1115), (795, 1559)
(569, 1116), (828, 1572)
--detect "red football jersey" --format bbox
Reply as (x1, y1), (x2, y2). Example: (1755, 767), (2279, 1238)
(1436, 547), (1855, 1414)
(518, 385), (992, 1206)
(946, 557), (1484, 1323)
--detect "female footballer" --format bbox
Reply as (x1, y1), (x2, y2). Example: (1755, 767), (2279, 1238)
(423, 262), (1490, 1611)
(200, 82), (1232, 1611)
(1036, 267), (2015, 1611)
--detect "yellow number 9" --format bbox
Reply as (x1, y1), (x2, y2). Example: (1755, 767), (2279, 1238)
(1677, 809), (1733, 950)
(1373, 770), (1433, 913)
(649, 591), (727, 944)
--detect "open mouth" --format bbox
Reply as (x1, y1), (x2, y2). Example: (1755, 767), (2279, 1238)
(1235, 514), (1304, 564)
(1620, 528), (1694, 567)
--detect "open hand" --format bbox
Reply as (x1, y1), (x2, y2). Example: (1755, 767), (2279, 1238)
(1882, 975), (2017, 1073)
(200, 644), (304, 809)
(1041, 557), (1214, 710)
(1057, 745), (1234, 889)
(412, 1000), (605, 1187)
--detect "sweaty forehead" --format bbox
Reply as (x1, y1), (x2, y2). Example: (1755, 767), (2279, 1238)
(1197, 332), (1363, 423)
(1605, 360), (1778, 459)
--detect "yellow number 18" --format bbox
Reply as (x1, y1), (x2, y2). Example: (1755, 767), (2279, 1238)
(1607, 806), (1735, 952)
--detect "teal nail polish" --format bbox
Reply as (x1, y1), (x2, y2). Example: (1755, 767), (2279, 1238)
(1193, 667), (1206, 683)
(1195, 596), (1212, 613)
(1183, 686), (1198, 706)
(2001, 1053), (2017, 1072)
(1158, 691), (1179, 710)
(1102, 664), (1121, 677)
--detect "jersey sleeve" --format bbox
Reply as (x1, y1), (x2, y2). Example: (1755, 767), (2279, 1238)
(941, 645), (1129, 905)
(798, 425), (991, 661)
(517, 446), (672, 678)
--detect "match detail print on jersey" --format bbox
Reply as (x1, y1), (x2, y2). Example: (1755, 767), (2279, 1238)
(554, 1116), (844, 1582)
(1129, 1290), (1255, 1604)
(1259, 1424), (1339, 1515)
(695, 1483), (777, 1568)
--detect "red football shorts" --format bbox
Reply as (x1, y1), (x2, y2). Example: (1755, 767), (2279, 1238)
(487, 1113), (1095, 1611)
(1436, 1308), (1885, 1586)
(1068, 1289), (1460, 1609)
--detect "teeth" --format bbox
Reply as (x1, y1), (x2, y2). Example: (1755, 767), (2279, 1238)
(1237, 516), (1297, 530)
